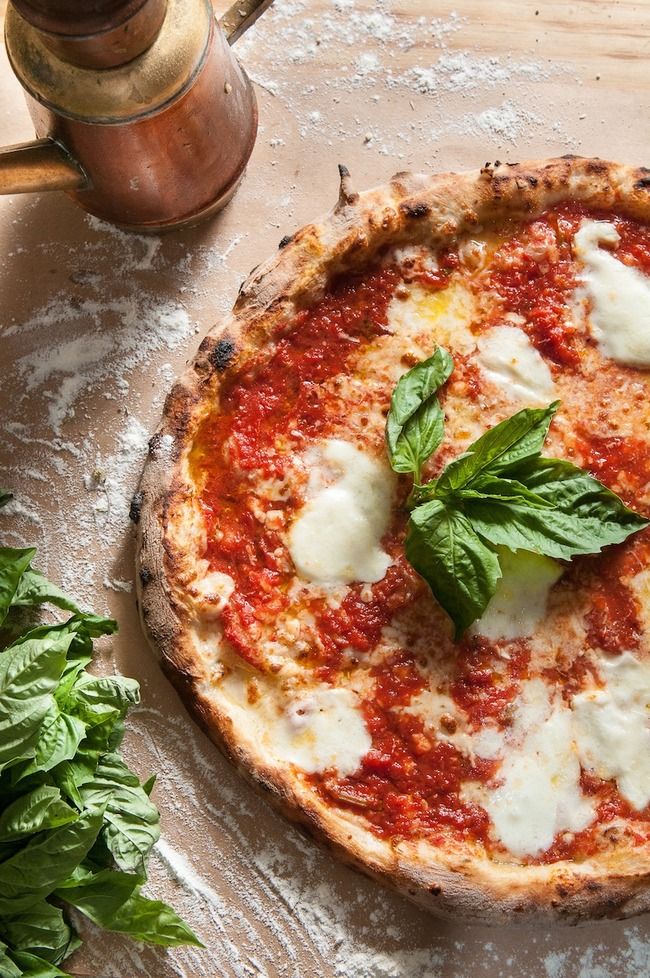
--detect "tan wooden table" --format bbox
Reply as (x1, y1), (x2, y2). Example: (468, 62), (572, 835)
(2, 1), (650, 975)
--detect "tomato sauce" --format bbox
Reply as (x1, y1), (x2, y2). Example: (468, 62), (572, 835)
(451, 636), (530, 725)
(480, 204), (650, 370)
(574, 427), (650, 513)
(311, 654), (494, 843)
(482, 210), (582, 366)
(192, 266), (400, 668)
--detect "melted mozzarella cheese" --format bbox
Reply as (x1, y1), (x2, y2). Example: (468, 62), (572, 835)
(574, 220), (650, 367)
(481, 680), (595, 858)
(275, 687), (371, 774)
(472, 548), (563, 641)
(190, 570), (235, 616)
(288, 439), (393, 586)
(573, 653), (650, 810)
(231, 682), (371, 776)
(386, 281), (478, 356)
(476, 325), (556, 403)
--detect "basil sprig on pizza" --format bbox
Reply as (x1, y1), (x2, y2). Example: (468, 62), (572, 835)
(387, 355), (649, 638)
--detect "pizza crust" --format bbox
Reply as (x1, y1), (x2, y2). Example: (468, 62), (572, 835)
(136, 157), (650, 922)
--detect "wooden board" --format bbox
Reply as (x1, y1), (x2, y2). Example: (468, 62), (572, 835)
(2, 1), (650, 976)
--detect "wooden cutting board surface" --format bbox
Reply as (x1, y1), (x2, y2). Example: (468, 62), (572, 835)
(2, 2), (650, 976)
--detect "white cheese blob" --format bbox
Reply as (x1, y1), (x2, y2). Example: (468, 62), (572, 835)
(573, 653), (650, 810)
(273, 687), (371, 775)
(574, 220), (650, 367)
(482, 679), (595, 858)
(472, 548), (563, 641)
(190, 570), (235, 616)
(288, 439), (393, 586)
(476, 325), (556, 403)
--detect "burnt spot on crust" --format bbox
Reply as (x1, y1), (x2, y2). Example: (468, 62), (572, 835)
(400, 200), (431, 219)
(586, 158), (608, 175)
(338, 164), (360, 207)
(139, 566), (153, 586)
(428, 884), (442, 896)
(148, 433), (164, 459)
(278, 234), (293, 249)
(635, 178), (650, 189)
(210, 337), (237, 372)
(129, 491), (144, 524)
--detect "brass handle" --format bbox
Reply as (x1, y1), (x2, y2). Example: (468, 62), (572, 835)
(0, 137), (88, 194)
(219, 0), (274, 45)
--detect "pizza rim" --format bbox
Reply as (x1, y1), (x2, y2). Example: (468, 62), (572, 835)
(136, 156), (650, 923)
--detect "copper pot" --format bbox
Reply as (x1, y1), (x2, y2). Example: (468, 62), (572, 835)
(0, 0), (272, 230)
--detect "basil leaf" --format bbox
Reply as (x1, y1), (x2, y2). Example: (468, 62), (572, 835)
(15, 709), (87, 781)
(8, 951), (73, 978)
(457, 473), (553, 508)
(56, 868), (203, 948)
(79, 755), (160, 876)
(406, 500), (502, 639)
(11, 572), (81, 616)
(436, 402), (559, 494)
(0, 493), (12, 511)
(386, 348), (453, 478)
(0, 902), (76, 966)
(0, 786), (77, 842)
(0, 632), (72, 773)
(466, 470), (649, 560)
(64, 674), (139, 727)
(97, 892), (203, 948)
(0, 549), (36, 626)
(0, 941), (22, 978)
(0, 807), (104, 914)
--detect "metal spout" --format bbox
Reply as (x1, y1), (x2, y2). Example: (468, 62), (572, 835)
(219, 0), (274, 45)
(0, 137), (87, 194)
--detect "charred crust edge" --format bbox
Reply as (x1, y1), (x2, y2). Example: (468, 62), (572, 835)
(129, 490), (144, 524)
(210, 336), (237, 372)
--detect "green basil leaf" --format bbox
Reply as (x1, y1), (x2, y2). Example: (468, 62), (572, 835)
(7, 951), (73, 978)
(0, 940), (22, 978)
(52, 756), (98, 811)
(14, 710), (87, 782)
(0, 902), (76, 966)
(386, 347), (453, 477)
(0, 493), (13, 511)
(0, 633), (72, 773)
(79, 755), (160, 876)
(466, 484), (649, 560)
(65, 674), (139, 727)
(99, 892), (204, 948)
(0, 549), (36, 626)
(142, 774), (156, 797)
(0, 786), (77, 842)
(11, 572), (81, 616)
(0, 807), (104, 914)
(457, 473), (554, 508)
(436, 402), (559, 494)
(406, 500), (502, 639)
(57, 865), (202, 948)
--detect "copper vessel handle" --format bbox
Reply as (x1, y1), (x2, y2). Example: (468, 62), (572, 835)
(0, 137), (88, 194)
(219, 0), (274, 45)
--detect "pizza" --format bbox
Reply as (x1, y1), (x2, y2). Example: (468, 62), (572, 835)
(136, 157), (650, 922)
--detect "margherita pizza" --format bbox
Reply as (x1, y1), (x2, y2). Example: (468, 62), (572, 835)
(136, 157), (650, 921)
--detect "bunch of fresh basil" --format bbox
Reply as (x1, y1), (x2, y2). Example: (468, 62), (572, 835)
(0, 494), (200, 977)
(386, 349), (649, 638)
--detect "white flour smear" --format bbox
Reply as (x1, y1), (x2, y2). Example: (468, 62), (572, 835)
(237, 0), (577, 153)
